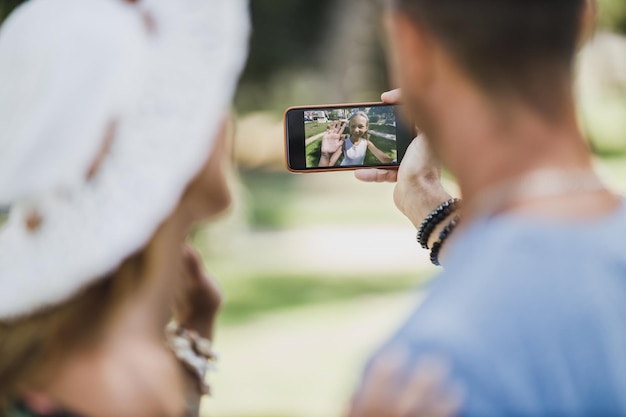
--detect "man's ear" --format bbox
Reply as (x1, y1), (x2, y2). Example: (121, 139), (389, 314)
(579, 0), (597, 47)
(21, 391), (61, 416)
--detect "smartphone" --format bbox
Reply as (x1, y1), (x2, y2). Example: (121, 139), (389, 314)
(284, 102), (415, 172)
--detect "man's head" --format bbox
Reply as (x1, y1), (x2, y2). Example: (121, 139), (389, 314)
(385, 0), (586, 127)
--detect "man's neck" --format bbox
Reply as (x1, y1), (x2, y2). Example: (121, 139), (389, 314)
(428, 85), (618, 219)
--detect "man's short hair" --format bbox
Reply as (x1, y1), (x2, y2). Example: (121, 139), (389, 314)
(393, 0), (585, 114)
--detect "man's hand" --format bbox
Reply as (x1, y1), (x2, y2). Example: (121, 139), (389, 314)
(355, 89), (452, 229)
(392, 133), (451, 229)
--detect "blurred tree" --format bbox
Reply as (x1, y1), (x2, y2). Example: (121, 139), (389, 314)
(235, 0), (389, 114)
(239, 1), (335, 86)
(318, 0), (388, 103)
(2, 0), (624, 124)
(369, 106), (393, 118)
(234, 0), (338, 113)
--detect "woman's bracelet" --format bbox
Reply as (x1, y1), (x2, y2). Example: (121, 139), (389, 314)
(416, 198), (461, 249)
(430, 215), (461, 266)
(165, 321), (217, 395)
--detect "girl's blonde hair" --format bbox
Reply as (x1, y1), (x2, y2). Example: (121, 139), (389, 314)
(348, 111), (369, 125)
(348, 111), (370, 140)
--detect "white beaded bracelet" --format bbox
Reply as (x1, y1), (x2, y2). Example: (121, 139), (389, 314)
(165, 321), (217, 395)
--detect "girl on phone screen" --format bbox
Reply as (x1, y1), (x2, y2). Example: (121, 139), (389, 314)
(319, 112), (394, 167)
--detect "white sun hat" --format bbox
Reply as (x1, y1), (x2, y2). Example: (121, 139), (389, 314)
(0, 0), (250, 319)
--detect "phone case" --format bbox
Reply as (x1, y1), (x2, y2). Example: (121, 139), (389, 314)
(284, 102), (403, 173)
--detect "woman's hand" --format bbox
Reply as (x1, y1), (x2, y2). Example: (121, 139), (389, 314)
(173, 244), (222, 340)
(347, 350), (462, 417)
(168, 245), (222, 417)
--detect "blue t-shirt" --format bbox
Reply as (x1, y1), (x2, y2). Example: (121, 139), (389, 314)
(366, 202), (626, 416)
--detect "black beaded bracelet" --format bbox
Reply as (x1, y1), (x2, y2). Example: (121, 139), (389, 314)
(430, 215), (461, 266)
(416, 198), (461, 249)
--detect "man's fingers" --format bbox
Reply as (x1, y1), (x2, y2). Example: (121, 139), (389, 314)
(381, 89), (402, 104)
(354, 169), (398, 183)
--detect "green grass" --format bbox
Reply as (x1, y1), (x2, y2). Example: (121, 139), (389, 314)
(220, 155), (626, 327)
(236, 169), (408, 229)
(217, 271), (429, 325)
(203, 292), (421, 417)
(365, 135), (397, 165)
(369, 123), (396, 135)
(238, 170), (300, 228)
(305, 122), (329, 139)
(305, 137), (323, 167)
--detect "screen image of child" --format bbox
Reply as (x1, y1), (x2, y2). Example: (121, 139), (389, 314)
(304, 107), (398, 168)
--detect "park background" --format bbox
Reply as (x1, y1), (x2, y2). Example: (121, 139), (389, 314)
(1, 1), (626, 416)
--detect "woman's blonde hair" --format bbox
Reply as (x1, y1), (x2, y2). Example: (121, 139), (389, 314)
(0, 254), (146, 410)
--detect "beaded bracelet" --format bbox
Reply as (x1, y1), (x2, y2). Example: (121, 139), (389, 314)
(430, 215), (461, 266)
(416, 198), (461, 249)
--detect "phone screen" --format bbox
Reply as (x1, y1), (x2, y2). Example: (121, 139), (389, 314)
(285, 103), (414, 172)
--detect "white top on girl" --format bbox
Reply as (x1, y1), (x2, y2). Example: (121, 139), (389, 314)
(341, 137), (368, 166)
